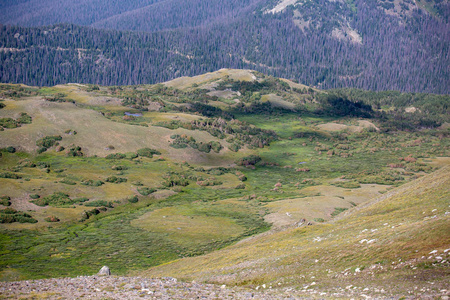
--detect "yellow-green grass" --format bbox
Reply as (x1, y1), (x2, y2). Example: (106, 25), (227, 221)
(143, 164), (450, 293)
(0, 97), (234, 164)
(131, 205), (246, 248)
(264, 184), (390, 228)
(261, 94), (296, 110)
(163, 69), (257, 90)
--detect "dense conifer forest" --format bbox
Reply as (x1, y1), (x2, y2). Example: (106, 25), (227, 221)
(0, 0), (449, 93)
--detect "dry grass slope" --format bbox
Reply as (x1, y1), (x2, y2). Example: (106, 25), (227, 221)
(144, 164), (450, 296)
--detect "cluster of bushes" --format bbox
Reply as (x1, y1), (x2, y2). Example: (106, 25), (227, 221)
(0, 172), (21, 179)
(80, 207), (107, 221)
(0, 196), (11, 206)
(137, 148), (161, 158)
(66, 145), (83, 157)
(105, 176), (127, 183)
(169, 134), (223, 153)
(0, 112), (32, 130)
(44, 215), (60, 222)
(161, 172), (189, 188)
(44, 93), (73, 103)
(81, 179), (104, 186)
(137, 187), (156, 196)
(236, 155), (262, 166)
(332, 181), (361, 189)
(196, 178), (223, 186)
(105, 153), (126, 159)
(0, 208), (37, 223)
(128, 195), (139, 203)
(84, 200), (113, 208)
(64, 129), (77, 135)
(36, 135), (62, 153)
(31, 192), (89, 207)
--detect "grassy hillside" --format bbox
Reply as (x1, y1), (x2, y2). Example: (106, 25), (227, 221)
(0, 70), (449, 290)
(144, 164), (450, 297)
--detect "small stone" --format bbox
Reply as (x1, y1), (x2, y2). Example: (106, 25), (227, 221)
(98, 266), (111, 276)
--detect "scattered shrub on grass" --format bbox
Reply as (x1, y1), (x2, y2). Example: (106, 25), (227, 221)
(0, 118), (18, 129)
(236, 155), (262, 166)
(196, 178), (223, 186)
(81, 179), (104, 186)
(229, 143), (241, 152)
(84, 200), (113, 208)
(128, 195), (139, 203)
(235, 183), (246, 189)
(36, 135), (62, 150)
(0, 208), (37, 223)
(105, 176), (127, 183)
(17, 113), (32, 124)
(64, 129), (77, 135)
(332, 181), (361, 189)
(137, 187), (157, 196)
(331, 207), (348, 217)
(44, 216), (60, 222)
(66, 145), (83, 157)
(31, 192), (86, 207)
(29, 194), (40, 199)
(59, 179), (76, 185)
(80, 208), (102, 221)
(0, 196), (11, 206)
(314, 218), (325, 223)
(5, 146), (16, 153)
(137, 148), (161, 158)
(105, 153), (126, 159)
(111, 165), (128, 171)
(161, 173), (189, 188)
(0, 172), (21, 179)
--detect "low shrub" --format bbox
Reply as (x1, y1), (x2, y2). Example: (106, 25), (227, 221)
(236, 155), (261, 166)
(332, 181), (361, 189)
(105, 176), (127, 184)
(0, 196), (11, 206)
(0, 208), (37, 223)
(81, 179), (104, 186)
(128, 195), (139, 203)
(137, 148), (161, 158)
(137, 187), (157, 196)
(105, 153), (126, 159)
(84, 200), (113, 208)
(0, 172), (21, 179)
(44, 216), (60, 222)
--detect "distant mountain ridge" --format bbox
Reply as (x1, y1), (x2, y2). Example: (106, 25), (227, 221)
(0, 0), (449, 93)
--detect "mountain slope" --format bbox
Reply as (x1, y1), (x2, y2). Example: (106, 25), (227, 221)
(145, 164), (450, 297)
(1, 0), (449, 93)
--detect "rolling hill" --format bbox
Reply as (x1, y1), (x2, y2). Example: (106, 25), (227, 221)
(0, 69), (449, 298)
(1, 0), (449, 93)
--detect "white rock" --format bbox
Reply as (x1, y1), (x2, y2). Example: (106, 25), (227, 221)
(429, 250), (438, 254)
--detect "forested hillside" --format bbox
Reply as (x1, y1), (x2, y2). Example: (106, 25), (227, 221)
(0, 0), (449, 93)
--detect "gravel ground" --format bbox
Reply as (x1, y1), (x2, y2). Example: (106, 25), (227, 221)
(0, 276), (305, 299)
